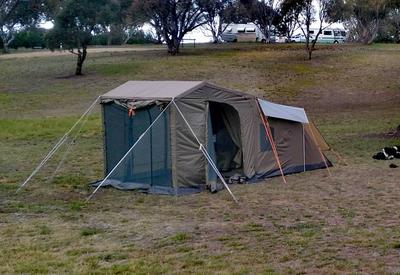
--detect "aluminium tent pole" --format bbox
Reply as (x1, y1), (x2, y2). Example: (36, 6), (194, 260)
(17, 96), (101, 193)
(85, 100), (174, 202)
(256, 100), (287, 184)
(306, 123), (332, 177)
(171, 99), (239, 204)
(303, 124), (306, 172)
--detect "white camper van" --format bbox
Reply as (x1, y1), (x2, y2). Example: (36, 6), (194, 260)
(299, 28), (347, 44)
(221, 23), (268, 42)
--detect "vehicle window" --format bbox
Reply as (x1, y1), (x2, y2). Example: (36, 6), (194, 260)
(324, 31), (332, 36)
(309, 30), (314, 34)
(246, 28), (255, 33)
(334, 30), (340, 36)
(237, 28), (245, 33)
(341, 31), (346, 36)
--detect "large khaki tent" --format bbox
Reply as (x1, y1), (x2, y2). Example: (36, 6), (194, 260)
(96, 81), (331, 195)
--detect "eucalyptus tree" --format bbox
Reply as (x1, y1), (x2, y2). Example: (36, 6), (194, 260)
(0, 0), (43, 53)
(46, 0), (117, 75)
(133, 0), (208, 55)
(199, 0), (234, 43)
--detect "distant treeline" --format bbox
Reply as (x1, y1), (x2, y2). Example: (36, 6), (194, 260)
(0, 27), (157, 50)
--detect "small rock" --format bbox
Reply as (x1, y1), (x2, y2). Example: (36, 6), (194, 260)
(389, 163), (398, 168)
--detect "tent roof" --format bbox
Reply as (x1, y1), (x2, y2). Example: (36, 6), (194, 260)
(258, 99), (309, 124)
(101, 81), (309, 124)
(101, 81), (205, 100)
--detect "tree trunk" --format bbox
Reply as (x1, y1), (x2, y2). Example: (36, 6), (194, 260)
(305, 37), (312, 60)
(167, 38), (181, 55)
(308, 49), (312, 60)
(1, 36), (9, 54)
(211, 29), (218, 43)
(2, 44), (8, 54)
(75, 46), (87, 75)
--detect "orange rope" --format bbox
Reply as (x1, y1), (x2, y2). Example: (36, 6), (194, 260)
(307, 123), (332, 177)
(256, 101), (287, 184)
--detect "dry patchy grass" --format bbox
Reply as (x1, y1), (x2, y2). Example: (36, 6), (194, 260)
(1, 43), (400, 274)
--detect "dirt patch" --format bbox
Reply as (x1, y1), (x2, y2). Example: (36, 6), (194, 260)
(0, 46), (165, 60)
(364, 125), (400, 139)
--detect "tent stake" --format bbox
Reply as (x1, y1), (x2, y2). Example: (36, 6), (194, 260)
(17, 96), (100, 193)
(256, 100), (287, 184)
(172, 100), (239, 204)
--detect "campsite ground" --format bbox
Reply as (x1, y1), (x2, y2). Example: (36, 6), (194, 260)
(1, 43), (400, 274)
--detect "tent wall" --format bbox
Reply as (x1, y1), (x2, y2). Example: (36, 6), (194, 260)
(172, 85), (264, 189)
(102, 102), (173, 191)
(253, 118), (330, 179)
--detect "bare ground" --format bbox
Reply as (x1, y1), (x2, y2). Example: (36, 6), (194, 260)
(0, 45), (165, 60)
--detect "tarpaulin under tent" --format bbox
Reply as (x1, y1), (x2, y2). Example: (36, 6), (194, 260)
(96, 81), (331, 195)
(19, 81), (332, 200)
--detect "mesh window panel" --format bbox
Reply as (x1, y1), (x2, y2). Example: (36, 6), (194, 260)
(103, 103), (172, 188)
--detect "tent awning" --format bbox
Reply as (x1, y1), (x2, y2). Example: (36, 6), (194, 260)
(258, 99), (309, 124)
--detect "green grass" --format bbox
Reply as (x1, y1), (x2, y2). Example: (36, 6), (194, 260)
(0, 43), (400, 274)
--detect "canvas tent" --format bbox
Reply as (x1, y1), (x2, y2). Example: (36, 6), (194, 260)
(96, 81), (331, 195)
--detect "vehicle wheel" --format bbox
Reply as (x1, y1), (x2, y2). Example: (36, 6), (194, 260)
(261, 39), (266, 43)
(233, 39), (237, 43)
(334, 40), (339, 44)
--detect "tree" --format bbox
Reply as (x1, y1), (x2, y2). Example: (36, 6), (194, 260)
(277, 0), (302, 41)
(46, 0), (116, 75)
(241, 0), (280, 43)
(105, 0), (139, 45)
(133, 0), (207, 55)
(388, 0), (400, 42)
(199, 0), (233, 43)
(0, 0), (42, 53)
(343, 0), (389, 44)
(282, 0), (340, 59)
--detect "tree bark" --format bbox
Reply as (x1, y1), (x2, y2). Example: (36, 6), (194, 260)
(75, 46), (87, 75)
(167, 38), (181, 55)
(2, 43), (8, 54)
(1, 35), (10, 54)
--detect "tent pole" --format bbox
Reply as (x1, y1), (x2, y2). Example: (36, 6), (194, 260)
(303, 124), (306, 172)
(86, 100), (174, 202)
(171, 100), (239, 204)
(17, 96), (101, 193)
(307, 124), (332, 177)
(256, 100), (287, 184)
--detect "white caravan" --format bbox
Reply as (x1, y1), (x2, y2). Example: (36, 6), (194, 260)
(221, 23), (268, 42)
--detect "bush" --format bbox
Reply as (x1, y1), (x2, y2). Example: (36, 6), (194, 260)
(9, 28), (47, 49)
(126, 30), (157, 44)
(89, 34), (108, 46)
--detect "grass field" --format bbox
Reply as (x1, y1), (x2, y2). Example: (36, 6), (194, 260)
(1, 43), (400, 274)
